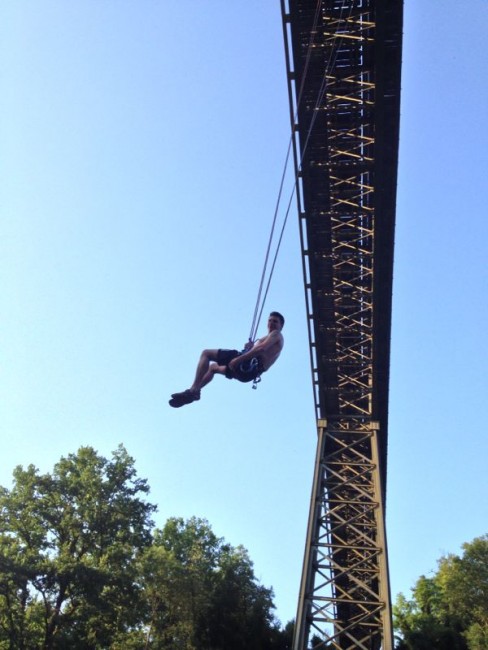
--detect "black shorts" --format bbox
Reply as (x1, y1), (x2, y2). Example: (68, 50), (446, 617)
(217, 349), (264, 383)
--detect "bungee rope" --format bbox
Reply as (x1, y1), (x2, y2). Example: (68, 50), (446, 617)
(248, 0), (352, 343)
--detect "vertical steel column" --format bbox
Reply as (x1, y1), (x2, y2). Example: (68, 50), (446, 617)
(293, 419), (393, 650)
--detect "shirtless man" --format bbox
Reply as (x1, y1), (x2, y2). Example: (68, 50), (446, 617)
(169, 311), (285, 408)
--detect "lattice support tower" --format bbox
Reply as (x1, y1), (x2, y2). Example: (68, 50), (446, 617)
(281, 1), (402, 648)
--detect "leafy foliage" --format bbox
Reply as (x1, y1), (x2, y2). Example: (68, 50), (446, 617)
(0, 448), (293, 649)
(0, 446), (156, 649)
(393, 535), (488, 650)
(140, 516), (289, 649)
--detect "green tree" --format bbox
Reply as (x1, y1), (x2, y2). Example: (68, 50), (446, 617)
(437, 536), (488, 650)
(393, 535), (488, 650)
(140, 516), (290, 650)
(0, 451), (294, 649)
(0, 445), (156, 649)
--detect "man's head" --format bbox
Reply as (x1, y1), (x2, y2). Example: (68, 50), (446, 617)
(268, 311), (285, 330)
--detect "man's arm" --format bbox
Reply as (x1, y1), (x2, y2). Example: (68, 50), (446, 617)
(229, 331), (282, 368)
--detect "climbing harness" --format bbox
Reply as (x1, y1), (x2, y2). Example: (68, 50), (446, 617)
(237, 356), (263, 390)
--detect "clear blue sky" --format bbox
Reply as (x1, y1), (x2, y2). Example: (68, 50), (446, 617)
(1, 0), (487, 627)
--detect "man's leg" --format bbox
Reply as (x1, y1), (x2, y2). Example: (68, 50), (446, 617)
(189, 349), (221, 393)
(169, 350), (224, 408)
(191, 364), (227, 392)
(170, 349), (236, 408)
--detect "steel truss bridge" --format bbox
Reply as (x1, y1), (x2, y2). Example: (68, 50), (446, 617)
(281, 1), (403, 648)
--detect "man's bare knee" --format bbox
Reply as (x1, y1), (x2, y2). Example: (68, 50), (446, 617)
(211, 364), (226, 376)
(201, 349), (219, 362)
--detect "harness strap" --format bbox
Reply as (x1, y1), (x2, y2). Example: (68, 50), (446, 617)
(241, 357), (263, 390)
(233, 355), (264, 389)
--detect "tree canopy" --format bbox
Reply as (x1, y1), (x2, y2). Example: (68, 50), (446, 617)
(0, 445), (156, 649)
(393, 535), (488, 650)
(0, 446), (292, 649)
(140, 516), (290, 649)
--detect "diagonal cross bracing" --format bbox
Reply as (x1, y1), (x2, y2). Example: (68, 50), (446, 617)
(293, 419), (393, 649)
(281, 0), (402, 648)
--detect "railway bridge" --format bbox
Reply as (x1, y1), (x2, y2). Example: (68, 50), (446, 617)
(281, 1), (403, 648)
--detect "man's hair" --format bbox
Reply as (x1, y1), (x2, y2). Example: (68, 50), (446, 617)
(270, 311), (285, 327)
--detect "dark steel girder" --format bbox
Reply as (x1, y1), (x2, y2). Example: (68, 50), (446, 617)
(281, 1), (402, 648)
(283, 0), (402, 484)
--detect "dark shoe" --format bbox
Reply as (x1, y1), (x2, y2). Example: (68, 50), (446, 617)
(169, 390), (200, 408)
(171, 390), (200, 400)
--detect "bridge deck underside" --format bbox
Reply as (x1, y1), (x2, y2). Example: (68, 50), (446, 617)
(282, 1), (402, 648)
(283, 0), (402, 494)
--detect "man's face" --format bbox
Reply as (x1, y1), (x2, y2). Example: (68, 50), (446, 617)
(268, 315), (282, 332)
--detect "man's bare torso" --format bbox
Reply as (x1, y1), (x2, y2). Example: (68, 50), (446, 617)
(253, 330), (284, 371)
